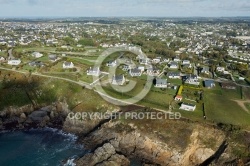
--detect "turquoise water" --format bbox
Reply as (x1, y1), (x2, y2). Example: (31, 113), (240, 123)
(0, 128), (86, 166)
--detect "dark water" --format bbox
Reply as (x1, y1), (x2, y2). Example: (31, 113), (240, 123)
(0, 128), (86, 166)
(0, 128), (142, 166)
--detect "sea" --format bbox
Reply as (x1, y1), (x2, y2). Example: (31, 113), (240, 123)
(0, 128), (86, 166)
(0, 128), (141, 166)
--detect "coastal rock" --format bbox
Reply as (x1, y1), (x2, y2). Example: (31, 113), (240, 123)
(28, 110), (48, 122)
(77, 121), (227, 166)
(76, 143), (129, 166)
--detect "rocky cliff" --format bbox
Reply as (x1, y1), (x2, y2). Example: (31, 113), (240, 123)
(0, 102), (249, 166)
(73, 118), (233, 166)
(0, 100), (70, 130)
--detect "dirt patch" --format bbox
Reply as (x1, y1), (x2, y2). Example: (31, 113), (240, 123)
(233, 99), (250, 113)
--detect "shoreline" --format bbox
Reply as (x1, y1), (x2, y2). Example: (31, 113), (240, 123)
(0, 102), (249, 166)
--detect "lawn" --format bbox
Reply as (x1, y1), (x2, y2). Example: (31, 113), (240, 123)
(172, 102), (204, 122)
(44, 73), (78, 81)
(79, 74), (94, 83)
(204, 93), (250, 126)
(22, 64), (36, 72)
(242, 87), (250, 100)
(221, 86), (242, 100)
(81, 56), (99, 61)
(167, 79), (183, 85)
(68, 57), (95, 66)
(102, 76), (174, 110)
(244, 103), (250, 112)
(15, 47), (56, 53)
(204, 82), (241, 100)
(0, 69), (116, 112)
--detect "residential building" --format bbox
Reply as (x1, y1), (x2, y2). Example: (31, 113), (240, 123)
(63, 62), (74, 69)
(29, 61), (44, 67)
(201, 66), (210, 74)
(106, 60), (117, 67)
(184, 74), (200, 85)
(220, 82), (236, 90)
(111, 75), (125, 85)
(0, 57), (5, 62)
(87, 67), (100, 76)
(175, 95), (183, 101)
(179, 103), (196, 111)
(204, 80), (215, 89)
(169, 61), (178, 69)
(32, 52), (43, 58)
(129, 68), (142, 77)
(182, 60), (190, 65)
(167, 71), (181, 79)
(155, 78), (167, 88)
(48, 54), (58, 62)
(7, 59), (21, 65)
(216, 67), (225, 72)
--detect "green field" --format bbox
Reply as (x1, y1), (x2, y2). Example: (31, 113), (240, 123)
(44, 73), (78, 81)
(0, 69), (116, 112)
(68, 57), (95, 66)
(15, 47), (56, 53)
(204, 93), (250, 126)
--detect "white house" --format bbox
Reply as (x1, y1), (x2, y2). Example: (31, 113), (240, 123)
(173, 58), (181, 62)
(87, 67), (100, 76)
(185, 74), (200, 85)
(152, 57), (161, 64)
(63, 62), (74, 69)
(216, 67), (225, 72)
(169, 61), (178, 69)
(7, 59), (21, 66)
(182, 60), (190, 65)
(111, 75), (125, 85)
(32, 52), (43, 58)
(155, 78), (167, 88)
(0, 56), (5, 62)
(106, 60), (117, 67)
(179, 103), (196, 111)
(48, 54), (58, 62)
(138, 66), (145, 72)
(129, 68), (142, 77)
(168, 71), (181, 79)
(122, 65), (131, 71)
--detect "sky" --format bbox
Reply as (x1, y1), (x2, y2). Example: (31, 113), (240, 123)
(0, 0), (249, 17)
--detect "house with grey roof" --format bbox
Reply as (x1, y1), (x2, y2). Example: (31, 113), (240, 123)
(169, 61), (178, 69)
(167, 71), (181, 79)
(48, 54), (58, 62)
(129, 68), (142, 77)
(204, 80), (215, 89)
(184, 74), (200, 85)
(29, 61), (44, 67)
(87, 67), (100, 76)
(111, 75), (125, 85)
(155, 78), (167, 88)
(201, 66), (210, 74)
(63, 62), (74, 69)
